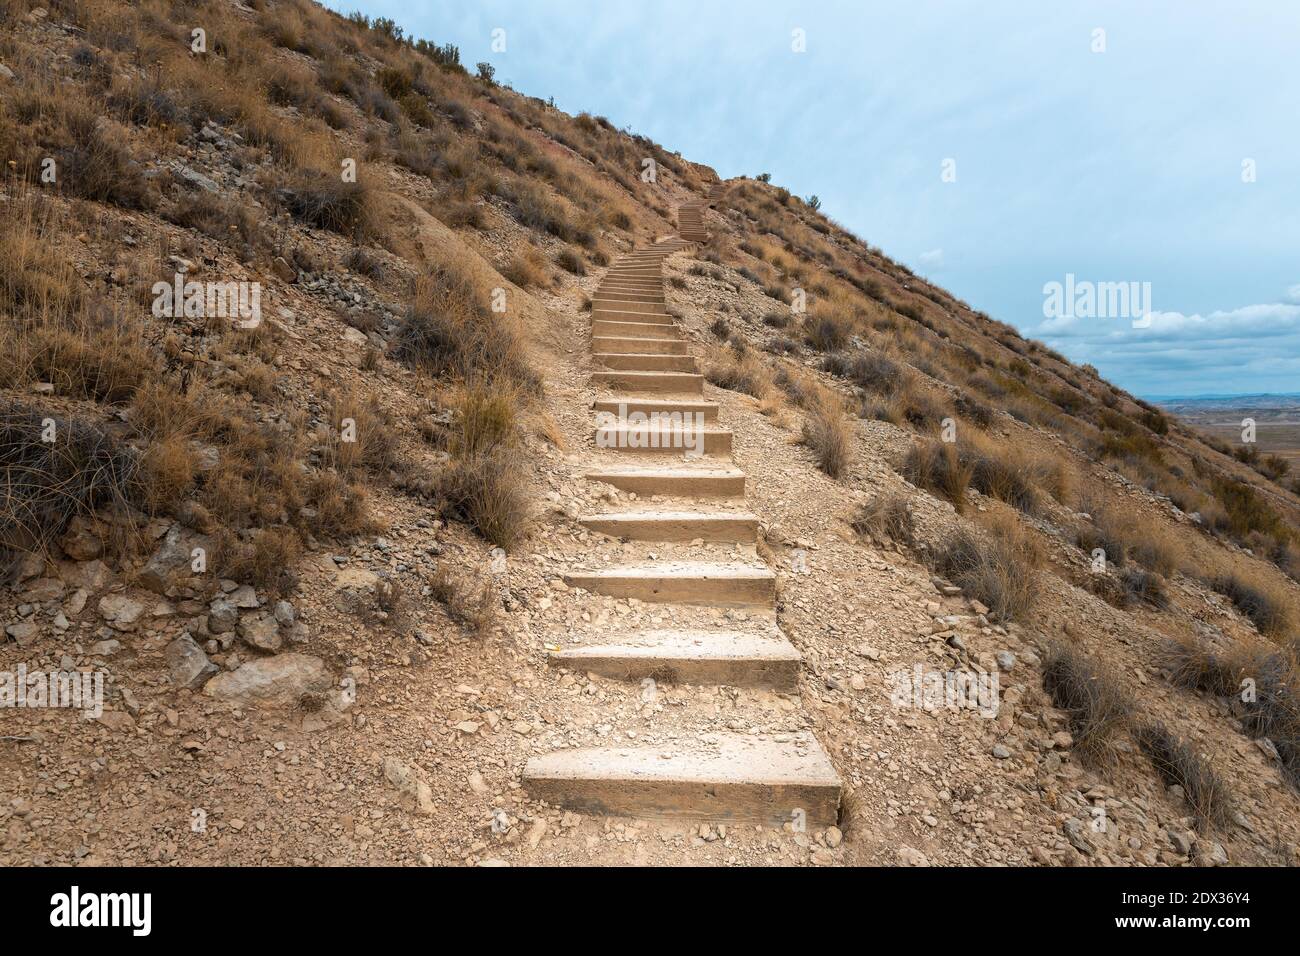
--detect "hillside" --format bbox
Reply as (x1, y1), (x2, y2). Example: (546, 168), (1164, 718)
(2, 0), (1299, 868)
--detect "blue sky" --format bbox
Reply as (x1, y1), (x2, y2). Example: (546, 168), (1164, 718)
(328, 0), (1300, 398)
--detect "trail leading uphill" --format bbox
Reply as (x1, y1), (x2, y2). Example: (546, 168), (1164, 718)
(522, 189), (844, 827)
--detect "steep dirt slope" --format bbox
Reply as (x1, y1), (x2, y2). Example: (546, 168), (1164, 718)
(2, 0), (1299, 866)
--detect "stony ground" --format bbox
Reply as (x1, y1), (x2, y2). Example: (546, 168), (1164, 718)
(6, 205), (1300, 866)
(1, 3), (1296, 859)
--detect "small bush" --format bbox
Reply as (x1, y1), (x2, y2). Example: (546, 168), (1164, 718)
(1211, 572), (1292, 636)
(823, 351), (901, 395)
(501, 248), (548, 288)
(803, 312), (850, 352)
(555, 247), (586, 275)
(0, 404), (140, 553)
(704, 347), (772, 399)
(801, 392), (851, 479)
(394, 254), (535, 389)
(435, 384), (529, 549)
(1134, 722), (1234, 830)
(851, 494), (915, 547)
(902, 440), (971, 511)
(1163, 638), (1300, 788)
(282, 171), (377, 242)
(1042, 643), (1132, 767)
(428, 564), (498, 636)
(933, 516), (1041, 621)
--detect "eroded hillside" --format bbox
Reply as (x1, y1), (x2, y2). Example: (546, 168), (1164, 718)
(2, 0), (1298, 866)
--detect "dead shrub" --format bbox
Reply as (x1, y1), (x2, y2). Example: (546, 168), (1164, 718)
(1134, 722), (1235, 830)
(326, 390), (397, 475)
(433, 383), (529, 549)
(902, 439), (971, 511)
(801, 389), (851, 478)
(1042, 643), (1133, 767)
(281, 170), (378, 242)
(0, 403), (140, 553)
(1163, 637), (1300, 788)
(428, 564), (498, 636)
(394, 255), (535, 389)
(851, 493), (915, 547)
(1211, 572), (1293, 636)
(211, 526), (303, 595)
(501, 248), (548, 288)
(932, 515), (1042, 621)
(704, 346), (773, 399)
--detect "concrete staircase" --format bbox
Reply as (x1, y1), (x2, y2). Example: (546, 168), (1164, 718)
(523, 187), (843, 828)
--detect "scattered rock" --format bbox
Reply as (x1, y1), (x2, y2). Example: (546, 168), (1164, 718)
(166, 634), (218, 690)
(97, 594), (145, 631)
(382, 757), (435, 815)
(203, 654), (332, 708)
(238, 612), (282, 652)
(5, 620), (38, 647)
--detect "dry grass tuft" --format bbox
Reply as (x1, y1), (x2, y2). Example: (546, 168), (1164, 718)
(432, 383), (530, 549)
(800, 385), (851, 479)
(0, 403), (140, 554)
(932, 513), (1042, 621)
(394, 252), (535, 390)
(1134, 722), (1235, 831)
(902, 439), (971, 512)
(851, 493), (915, 547)
(704, 345), (773, 400)
(428, 564), (498, 636)
(1042, 643), (1133, 767)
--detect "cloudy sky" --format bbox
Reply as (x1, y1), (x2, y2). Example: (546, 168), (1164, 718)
(330, 0), (1300, 398)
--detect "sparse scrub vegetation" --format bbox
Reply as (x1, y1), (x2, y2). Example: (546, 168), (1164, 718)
(932, 515), (1042, 621)
(1134, 722), (1235, 831)
(851, 494), (915, 547)
(1042, 644), (1133, 767)
(704, 345), (773, 399)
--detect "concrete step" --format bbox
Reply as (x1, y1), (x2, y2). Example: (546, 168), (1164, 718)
(593, 423), (732, 455)
(591, 336), (688, 355)
(591, 308), (675, 325)
(594, 353), (698, 373)
(523, 734), (841, 826)
(590, 370), (703, 394)
(579, 509), (757, 542)
(585, 465), (744, 496)
(600, 279), (663, 288)
(592, 294), (667, 309)
(599, 287), (664, 298)
(549, 628), (800, 689)
(592, 398), (718, 421)
(563, 561), (774, 606)
(591, 320), (684, 339)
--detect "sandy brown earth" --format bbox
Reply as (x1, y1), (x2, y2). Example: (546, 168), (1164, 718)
(6, 196), (1300, 867)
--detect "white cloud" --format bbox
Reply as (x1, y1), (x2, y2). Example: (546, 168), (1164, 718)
(1036, 301), (1300, 343)
(918, 248), (944, 269)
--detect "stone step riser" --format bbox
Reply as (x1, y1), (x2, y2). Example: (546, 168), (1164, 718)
(591, 321), (683, 339)
(590, 371), (704, 395)
(563, 570), (774, 607)
(548, 647), (798, 690)
(523, 738), (841, 826)
(592, 299), (669, 315)
(592, 309), (675, 325)
(585, 469), (744, 497)
(595, 353), (698, 373)
(591, 336), (688, 355)
(579, 512), (756, 542)
(592, 399), (719, 421)
(592, 426), (732, 455)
